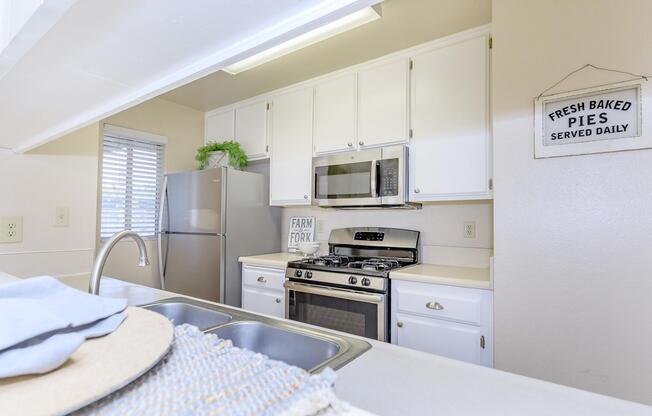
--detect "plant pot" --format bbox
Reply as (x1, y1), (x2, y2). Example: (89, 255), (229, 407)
(207, 151), (229, 169)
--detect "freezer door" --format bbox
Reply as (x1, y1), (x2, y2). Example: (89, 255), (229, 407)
(165, 168), (225, 234)
(161, 233), (224, 302)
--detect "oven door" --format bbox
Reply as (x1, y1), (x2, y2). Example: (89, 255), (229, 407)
(284, 281), (387, 342)
(313, 148), (382, 207)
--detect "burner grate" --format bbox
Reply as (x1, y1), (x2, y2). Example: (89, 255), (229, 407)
(348, 258), (402, 272)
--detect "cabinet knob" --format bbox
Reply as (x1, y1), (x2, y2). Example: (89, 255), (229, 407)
(303, 194), (308, 200)
(397, 321), (404, 328)
(426, 301), (444, 310)
(275, 298), (282, 304)
(358, 140), (364, 146)
(347, 142), (353, 147)
(257, 276), (267, 283)
(414, 188), (420, 194)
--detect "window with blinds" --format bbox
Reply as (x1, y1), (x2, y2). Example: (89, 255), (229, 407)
(100, 128), (165, 240)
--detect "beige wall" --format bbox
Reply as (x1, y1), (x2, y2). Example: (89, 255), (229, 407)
(100, 98), (204, 287)
(0, 124), (101, 277)
(0, 97), (203, 287)
(493, 0), (652, 404)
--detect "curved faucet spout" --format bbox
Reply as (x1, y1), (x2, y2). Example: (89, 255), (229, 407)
(89, 230), (150, 295)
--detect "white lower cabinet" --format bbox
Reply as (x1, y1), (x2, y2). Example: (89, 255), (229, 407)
(391, 280), (493, 367)
(241, 264), (285, 318)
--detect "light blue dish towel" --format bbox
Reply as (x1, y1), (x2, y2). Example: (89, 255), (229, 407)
(0, 276), (128, 378)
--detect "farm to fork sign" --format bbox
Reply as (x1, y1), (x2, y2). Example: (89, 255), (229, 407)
(534, 80), (649, 158)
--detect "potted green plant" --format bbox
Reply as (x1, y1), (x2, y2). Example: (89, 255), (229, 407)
(195, 141), (248, 170)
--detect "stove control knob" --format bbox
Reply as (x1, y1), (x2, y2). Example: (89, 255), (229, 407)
(348, 276), (358, 285)
(361, 278), (371, 287)
(305, 271), (313, 279)
(294, 270), (303, 277)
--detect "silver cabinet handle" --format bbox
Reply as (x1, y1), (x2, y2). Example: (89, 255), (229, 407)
(275, 298), (282, 304)
(426, 301), (444, 310)
(359, 140), (364, 146)
(397, 321), (404, 328)
(257, 276), (267, 283)
(347, 142), (353, 147)
(414, 188), (420, 194)
(303, 194), (308, 200)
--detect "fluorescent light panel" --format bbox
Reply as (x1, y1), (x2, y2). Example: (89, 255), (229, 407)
(223, 6), (381, 75)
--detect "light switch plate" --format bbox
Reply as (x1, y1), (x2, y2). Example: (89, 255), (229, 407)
(55, 206), (70, 227)
(0, 216), (23, 243)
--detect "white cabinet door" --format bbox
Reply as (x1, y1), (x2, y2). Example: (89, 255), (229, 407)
(410, 35), (490, 201)
(205, 109), (234, 143)
(242, 286), (284, 318)
(270, 87), (313, 206)
(357, 58), (409, 148)
(235, 100), (268, 160)
(395, 313), (485, 366)
(313, 73), (357, 155)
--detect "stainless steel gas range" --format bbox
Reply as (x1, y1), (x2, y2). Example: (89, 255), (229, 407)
(284, 227), (420, 342)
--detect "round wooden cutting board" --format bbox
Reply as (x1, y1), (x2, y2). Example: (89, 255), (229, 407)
(0, 306), (174, 416)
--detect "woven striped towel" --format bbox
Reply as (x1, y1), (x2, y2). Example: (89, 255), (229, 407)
(74, 324), (373, 416)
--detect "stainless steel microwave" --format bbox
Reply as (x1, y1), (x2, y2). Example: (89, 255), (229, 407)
(313, 145), (408, 207)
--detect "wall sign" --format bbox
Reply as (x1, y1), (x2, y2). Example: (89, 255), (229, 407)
(534, 80), (649, 158)
(287, 216), (315, 252)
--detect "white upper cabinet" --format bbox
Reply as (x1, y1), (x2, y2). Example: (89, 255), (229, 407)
(313, 73), (357, 155)
(235, 100), (269, 160)
(409, 34), (491, 201)
(357, 58), (410, 148)
(270, 87), (314, 206)
(205, 109), (234, 143)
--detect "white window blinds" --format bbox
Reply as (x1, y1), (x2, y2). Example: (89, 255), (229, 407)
(100, 128), (165, 239)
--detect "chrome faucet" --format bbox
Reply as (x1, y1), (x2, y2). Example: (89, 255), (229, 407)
(89, 230), (150, 295)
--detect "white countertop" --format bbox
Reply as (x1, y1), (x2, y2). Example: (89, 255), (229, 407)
(238, 252), (302, 268)
(390, 263), (492, 290)
(2, 272), (650, 415)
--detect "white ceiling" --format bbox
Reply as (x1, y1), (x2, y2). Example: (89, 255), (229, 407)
(161, 0), (492, 112)
(0, 0), (380, 152)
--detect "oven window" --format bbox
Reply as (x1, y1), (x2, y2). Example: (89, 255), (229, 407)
(315, 162), (373, 199)
(288, 290), (379, 340)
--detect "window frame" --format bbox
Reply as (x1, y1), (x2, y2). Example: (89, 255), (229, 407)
(100, 124), (167, 241)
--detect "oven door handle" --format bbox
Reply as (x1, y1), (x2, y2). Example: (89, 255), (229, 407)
(284, 281), (384, 304)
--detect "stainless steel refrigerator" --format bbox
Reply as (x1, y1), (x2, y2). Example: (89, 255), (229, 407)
(158, 168), (281, 306)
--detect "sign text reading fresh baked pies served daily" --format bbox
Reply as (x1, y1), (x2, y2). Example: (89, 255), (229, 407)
(543, 85), (640, 146)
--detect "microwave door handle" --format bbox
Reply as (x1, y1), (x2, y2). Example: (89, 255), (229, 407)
(371, 160), (380, 198)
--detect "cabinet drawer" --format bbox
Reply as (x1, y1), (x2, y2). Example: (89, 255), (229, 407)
(394, 280), (487, 325)
(242, 265), (285, 291)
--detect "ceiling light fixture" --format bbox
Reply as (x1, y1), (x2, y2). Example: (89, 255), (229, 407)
(222, 5), (381, 75)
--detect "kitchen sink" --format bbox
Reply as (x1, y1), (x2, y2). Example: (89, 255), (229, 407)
(142, 302), (232, 330)
(208, 321), (341, 371)
(141, 297), (370, 372)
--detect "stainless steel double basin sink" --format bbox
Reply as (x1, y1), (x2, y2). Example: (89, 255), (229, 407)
(142, 297), (370, 373)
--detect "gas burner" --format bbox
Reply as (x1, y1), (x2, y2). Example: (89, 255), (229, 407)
(349, 258), (402, 272)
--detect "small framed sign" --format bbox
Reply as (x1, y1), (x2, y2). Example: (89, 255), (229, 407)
(287, 216), (316, 252)
(534, 79), (649, 158)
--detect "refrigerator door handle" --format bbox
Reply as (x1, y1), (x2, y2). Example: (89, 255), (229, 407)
(157, 176), (168, 290)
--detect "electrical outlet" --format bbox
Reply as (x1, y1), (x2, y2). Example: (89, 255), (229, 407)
(464, 221), (476, 239)
(0, 216), (23, 243)
(55, 206), (70, 227)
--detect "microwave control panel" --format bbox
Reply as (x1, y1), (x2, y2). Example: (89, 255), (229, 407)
(379, 159), (399, 197)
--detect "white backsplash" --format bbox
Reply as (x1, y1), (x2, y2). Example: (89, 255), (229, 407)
(281, 201), (493, 268)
